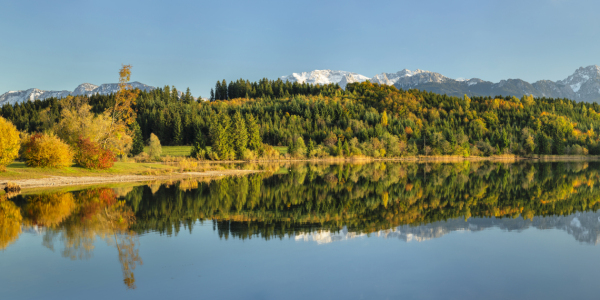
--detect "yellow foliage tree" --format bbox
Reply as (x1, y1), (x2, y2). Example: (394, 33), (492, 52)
(0, 199), (23, 250)
(148, 133), (162, 160)
(21, 133), (73, 168)
(0, 117), (21, 171)
(24, 193), (76, 228)
(51, 95), (132, 156)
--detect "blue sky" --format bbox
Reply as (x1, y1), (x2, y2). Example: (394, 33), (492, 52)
(1, 0), (600, 97)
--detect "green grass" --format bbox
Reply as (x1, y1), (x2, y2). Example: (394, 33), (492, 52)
(143, 146), (193, 157)
(0, 161), (179, 180)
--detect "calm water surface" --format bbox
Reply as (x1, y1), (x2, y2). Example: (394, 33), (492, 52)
(2, 162), (600, 299)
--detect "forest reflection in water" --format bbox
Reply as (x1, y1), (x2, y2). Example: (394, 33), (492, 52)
(2, 161), (600, 289)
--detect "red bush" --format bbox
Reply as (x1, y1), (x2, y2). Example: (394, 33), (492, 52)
(75, 137), (116, 169)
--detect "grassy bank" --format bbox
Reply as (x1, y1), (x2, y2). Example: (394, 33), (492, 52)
(0, 161), (184, 180)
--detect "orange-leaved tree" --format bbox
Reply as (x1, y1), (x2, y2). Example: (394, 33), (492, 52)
(102, 64), (139, 155)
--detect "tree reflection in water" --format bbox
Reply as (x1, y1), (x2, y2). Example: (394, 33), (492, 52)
(3, 161), (600, 287)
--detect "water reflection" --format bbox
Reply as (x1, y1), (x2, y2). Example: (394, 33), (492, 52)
(2, 161), (600, 288)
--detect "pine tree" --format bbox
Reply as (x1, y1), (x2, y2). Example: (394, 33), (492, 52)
(232, 110), (248, 159)
(130, 121), (144, 156)
(343, 140), (350, 156)
(190, 130), (206, 159)
(246, 113), (262, 152)
(210, 113), (232, 160)
(172, 113), (183, 145)
(184, 87), (193, 104)
(215, 81), (222, 100)
(210, 88), (215, 101)
(220, 79), (228, 100)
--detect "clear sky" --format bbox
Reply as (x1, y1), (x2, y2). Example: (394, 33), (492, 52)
(2, 0), (600, 97)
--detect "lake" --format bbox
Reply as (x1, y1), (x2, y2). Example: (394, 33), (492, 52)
(2, 161), (600, 299)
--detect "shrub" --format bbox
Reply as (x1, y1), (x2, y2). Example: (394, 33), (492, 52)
(75, 137), (116, 169)
(0, 117), (21, 171)
(21, 133), (73, 168)
(148, 133), (162, 160)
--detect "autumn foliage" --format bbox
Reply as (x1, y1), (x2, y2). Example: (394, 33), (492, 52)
(75, 137), (116, 169)
(0, 116), (21, 171)
(21, 133), (73, 168)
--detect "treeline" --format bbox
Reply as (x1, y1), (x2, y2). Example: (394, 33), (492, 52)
(211, 78), (343, 100)
(5, 79), (600, 158)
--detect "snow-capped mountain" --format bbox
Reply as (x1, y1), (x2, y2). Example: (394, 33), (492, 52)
(0, 81), (155, 106)
(294, 211), (600, 245)
(280, 70), (369, 89)
(280, 65), (600, 103)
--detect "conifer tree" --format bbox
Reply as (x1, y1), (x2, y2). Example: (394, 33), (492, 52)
(210, 113), (233, 160)
(130, 121), (144, 156)
(210, 88), (215, 101)
(246, 113), (262, 152)
(190, 130), (206, 159)
(343, 140), (350, 156)
(184, 87), (193, 104)
(172, 113), (183, 145)
(220, 79), (228, 100)
(232, 110), (248, 159)
(215, 81), (222, 100)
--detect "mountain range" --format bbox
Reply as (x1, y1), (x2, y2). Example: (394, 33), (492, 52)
(0, 82), (155, 106)
(3, 65), (600, 105)
(280, 65), (600, 103)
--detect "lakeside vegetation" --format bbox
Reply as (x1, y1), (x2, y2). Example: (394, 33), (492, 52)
(2, 66), (600, 175)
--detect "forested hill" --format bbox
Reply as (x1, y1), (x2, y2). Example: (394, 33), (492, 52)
(3, 79), (600, 158)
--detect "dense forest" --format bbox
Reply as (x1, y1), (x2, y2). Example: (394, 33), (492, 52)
(4, 78), (600, 158)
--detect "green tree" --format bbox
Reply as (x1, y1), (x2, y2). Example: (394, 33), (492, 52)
(307, 139), (315, 158)
(190, 130), (206, 159)
(232, 111), (248, 159)
(210, 113), (233, 160)
(246, 114), (262, 152)
(130, 122), (144, 156)
(172, 113), (183, 145)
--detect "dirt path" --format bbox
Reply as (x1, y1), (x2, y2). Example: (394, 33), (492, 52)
(2, 170), (259, 190)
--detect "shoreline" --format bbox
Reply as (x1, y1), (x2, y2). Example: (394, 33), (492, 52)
(1, 169), (258, 190)
(2, 155), (599, 190)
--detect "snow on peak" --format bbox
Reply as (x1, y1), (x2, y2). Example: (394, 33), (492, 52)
(280, 70), (369, 89)
(0, 82), (155, 106)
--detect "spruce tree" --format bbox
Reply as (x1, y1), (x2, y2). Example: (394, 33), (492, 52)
(246, 113), (262, 152)
(220, 79), (228, 100)
(343, 140), (350, 156)
(210, 113), (232, 160)
(232, 110), (248, 159)
(184, 87), (193, 104)
(172, 113), (183, 145)
(190, 130), (206, 159)
(215, 81), (222, 100)
(130, 121), (144, 156)
(210, 88), (215, 101)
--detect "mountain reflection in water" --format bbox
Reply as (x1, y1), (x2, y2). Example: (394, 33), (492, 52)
(2, 161), (600, 290)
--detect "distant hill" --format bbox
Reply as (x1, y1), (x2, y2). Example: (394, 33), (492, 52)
(280, 65), (600, 103)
